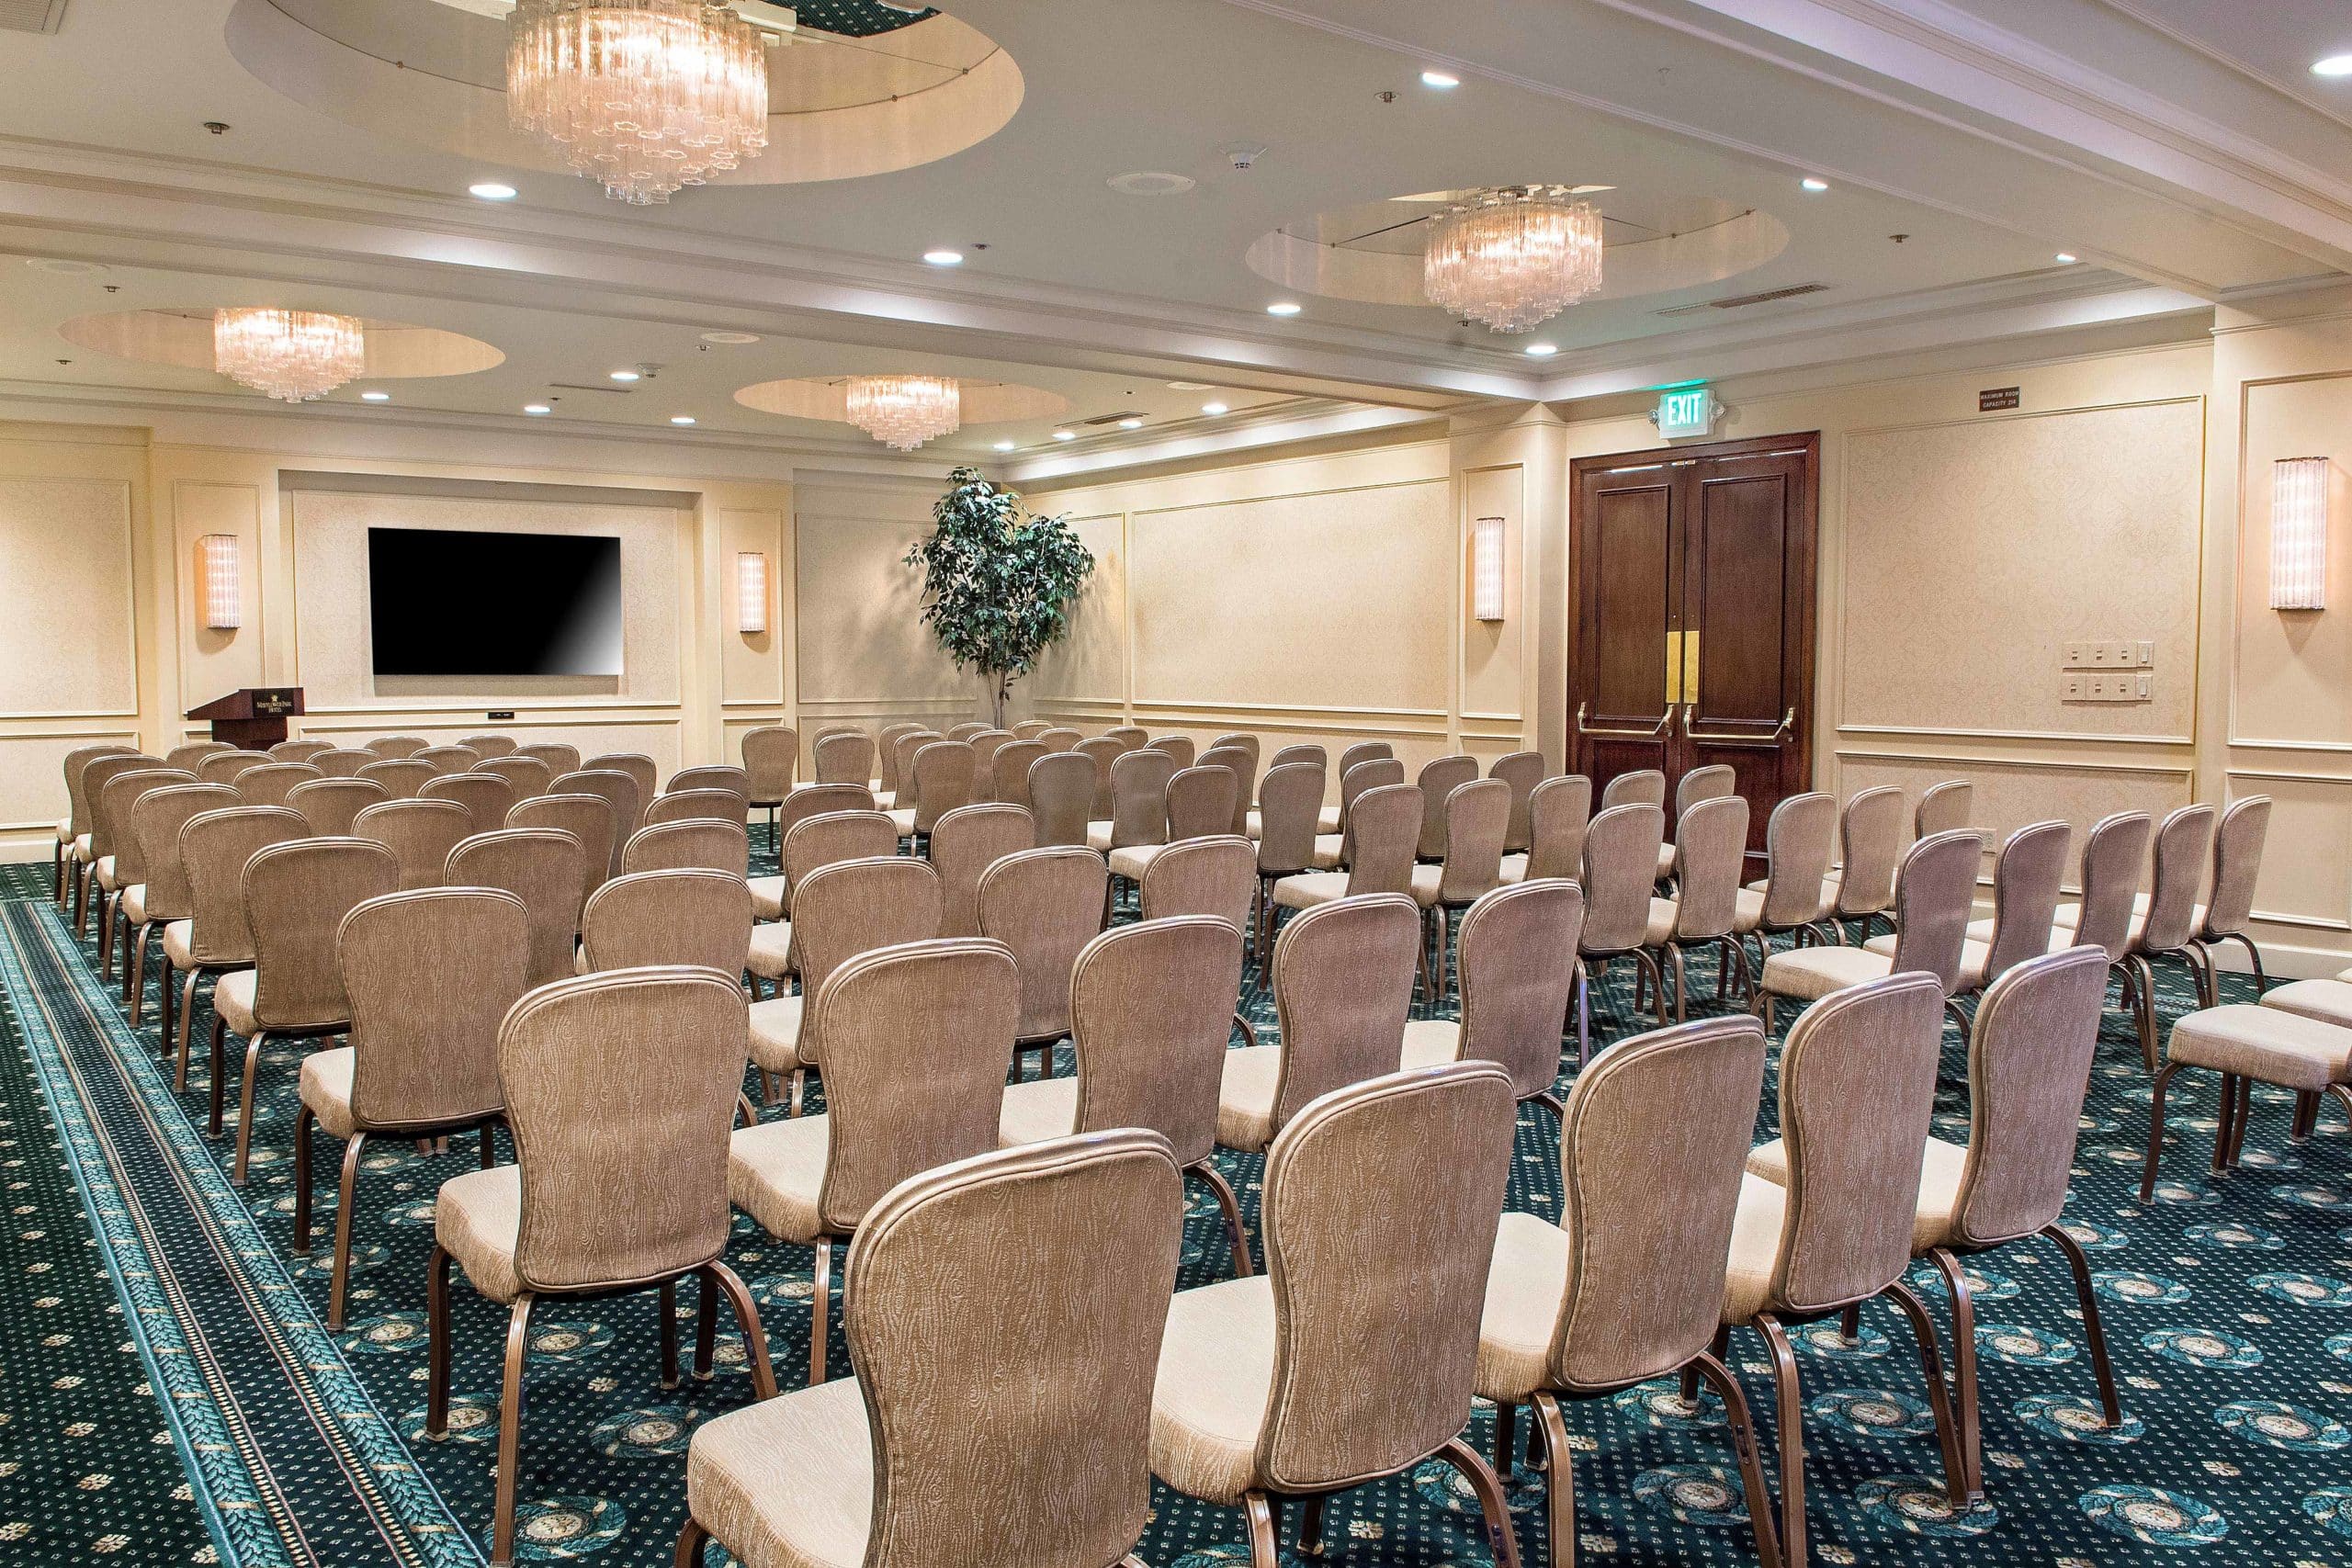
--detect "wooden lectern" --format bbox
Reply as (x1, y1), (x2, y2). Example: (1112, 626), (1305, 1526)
(187, 687), (305, 750)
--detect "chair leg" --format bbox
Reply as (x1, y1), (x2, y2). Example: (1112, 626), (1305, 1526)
(707, 1260), (777, 1400)
(1191, 1162), (1255, 1278)
(1753, 1314), (1809, 1568)
(2141, 1059), (2182, 1201)
(1638, 948), (1668, 1025)
(291, 1107), (316, 1255)
(1435, 905), (1452, 1004)
(232, 1031), (269, 1184)
(328, 1132), (368, 1331)
(809, 1237), (833, 1387)
(2231, 931), (2270, 996)
(2291, 1091), (2321, 1144)
(1691, 1352), (1786, 1568)
(1492, 1399), (1517, 1476)
(2041, 1224), (2123, 1427)
(1917, 1256), (1983, 1502)
(175, 971), (203, 1091)
(1574, 965), (1592, 1068)
(1668, 945), (1689, 1025)
(659, 1279), (681, 1391)
(157, 954), (175, 1050)
(490, 1292), (537, 1567)
(1298, 1494), (1327, 1557)
(2128, 955), (2159, 1072)
(1530, 1392), (1577, 1568)
(129, 925), (153, 1022)
(1243, 1493), (1281, 1568)
(207, 1017), (229, 1134)
(2212, 1073), (2242, 1176)
(695, 1266), (719, 1382)
(674, 1517), (710, 1568)
(425, 1243), (454, 1438)
(1433, 1436), (1522, 1568)
(788, 1067), (807, 1117)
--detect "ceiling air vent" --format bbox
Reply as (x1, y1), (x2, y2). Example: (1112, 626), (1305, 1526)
(1078, 412), (1141, 427)
(1654, 283), (1830, 318)
(0, 0), (67, 32)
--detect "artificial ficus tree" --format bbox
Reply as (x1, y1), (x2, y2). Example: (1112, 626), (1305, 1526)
(904, 467), (1096, 728)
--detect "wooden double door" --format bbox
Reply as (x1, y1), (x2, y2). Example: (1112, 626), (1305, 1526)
(1569, 432), (1819, 865)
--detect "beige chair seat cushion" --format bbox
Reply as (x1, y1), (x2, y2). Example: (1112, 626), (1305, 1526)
(1151, 1274), (1277, 1506)
(997, 1075), (1080, 1148)
(2167, 1004), (2352, 1092)
(1747, 1135), (1971, 1254)
(1865, 931), (1992, 990)
(1215, 1045), (1283, 1151)
(96, 854), (119, 893)
(214, 968), (259, 1035)
(573, 945), (592, 976)
(1645, 897), (1679, 946)
(1270, 871), (1349, 912)
(1317, 805), (1341, 834)
(54, 817), (69, 843)
(1398, 1017), (1462, 1070)
(885, 807), (917, 838)
(1656, 841), (1678, 882)
(1476, 1209), (1571, 1404)
(1244, 809), (1262, 840)
(1759, 944), (1891, 1002)
(746, 921), (795, 982)
(74, 832), (92, 861)
(1108, 843), (1167, 881)
(1719, 1171), (1792, 1324)
(2051, 899), (2203, 951)
(1730, 886), (1766, 934)
(2264, 979), (2352, 1031)
(1409, 863), (1448, 908)
(1086, 821), (1114, 853)
(1498, 852), (1529, 886)
(687, 1375), (872, 1568)
(299, 1046), (359, 1140)
(435, 1165), (525, 1304)
(162, 920), (197, 970)
(120, 885), (149, 926)
(750, 875), (786, 922)
(748, 994), (806, 1074)
(729, 1114), (831, 1243)
(1309, 833), (1345, 871)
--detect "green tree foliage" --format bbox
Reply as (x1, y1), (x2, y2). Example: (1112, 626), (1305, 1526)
(904, 467), (1096, 727)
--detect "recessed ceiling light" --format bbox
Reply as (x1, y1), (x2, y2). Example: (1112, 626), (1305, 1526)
(992, 440), (1016, 451)
(609, 369), (640, 382)
(1107, 171), (1198, 197)
(700, 331), (762, 345)
(922, 249), (965, 266)
(1266, 301), (1303, 317)
(2313, 53), (2352, 77)
(2054, 252), (2079, 265)
(1801, 177), (1829, 193)
(469, 182), (518, 201)
(25, 257), (104, 275)
(359, 389), (390, 401)
(1053, 430), (1077, 441)
(671, 414), (697, 425)
(1118, 416), (1146, 430)
(1524, 342), (1558, 357)
(524, 403), (551, 415)
(1167, 380), (1211, 390)
(1420, 70), (1460, 88)
(1202, 400), (1229, 415)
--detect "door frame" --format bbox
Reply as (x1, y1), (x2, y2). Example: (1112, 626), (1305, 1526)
(1566, 430), (1823, 807)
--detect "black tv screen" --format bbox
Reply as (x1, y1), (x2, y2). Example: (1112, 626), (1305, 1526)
(368, 527), (624, 677)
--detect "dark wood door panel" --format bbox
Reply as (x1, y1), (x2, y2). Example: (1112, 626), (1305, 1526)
(1690, 468), (1791, 729)
(1586, 482), (1673, 724)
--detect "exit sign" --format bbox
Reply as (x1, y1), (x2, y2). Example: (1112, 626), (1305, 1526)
(1654, 386), (1718, 439)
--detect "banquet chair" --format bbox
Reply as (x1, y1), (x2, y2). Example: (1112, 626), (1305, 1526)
(421, 770), (516, 833)
(53, 742), (136, 905)
(1077, 736), (1127, 822)
(978, 845), (1109, 1079)
(1401, 878), (1584, 1122)
(294, 886), (529, 1327)
(669, 765), (751, 799)
(1011, 718), (1053, 739)
(164, 740), (231, 773)
(2194, 795), (2273, 992)
(1139, 834), (1258, 931)
(354, 797), (473, 891)
(2146, 1003), (2352, 1197)
(1658, 763), (1737, 881)
(1498, 774), (1589, 886)
(1310, 757), (1406, 870)
(1087, 748), (1176, 855)
(1409, 776), (1510, 1000)
(270, 739), (334, 763)
(1197, 745), (1256, 837)
(1029, 750), (1096, 847)
(505, 793), (617, 897)
(579, 868), (752, 977)
(1754, 830), (1982, 1032)
(751, 854), (942, 1112)
(1800, 784), (1903, 939)
(885, 739), (976, 842)
(446, 828), (591, 989)
(1321, 741), (1394, 831)
(883, 730), (942, 812)
(548, 770), (642, 874)
(126, 783), (240, 1033)
(92, 767), (194, 976)
(308, 747), (378, 779)
(413, 745), (482, 776)
(1488, 750), (1546, 858)
(1600, 769), (1665, 810)
(749, 784), (876, 920)
(990, 738), (1047, 806)
(356, 758), (435, 799)
(747, 808), (898, 996)
(967, 729), (1012, 787)
(455, 733), (517, 759)
(1412, 755), (1479, 863)
(234, 761), (323, 809)
(1641, 795), (1752, 1023)
(1271, 782), (1419, 922)
(643, 786), (751, 829)
(584, 752), (659, 813)
(1915, 779), (1973, 839)
(1148, 734), (1197, 771)
(286, 776), (389, 837)
(1109, 763), (1238, 893)
(928, 802), (1035, 938)
(366, 735), (430, 760)
(197, 749), (272, 785)
(1250, 761), (1326, 957)
(515, 740), (580, 776)
(812, 728), (876, 788)
(166, 805), (303, 1086)
(473, 754), (553, 801)
(946, 721), (989, 743)
(1880, 820), (2067, 1014)
(1037, 726), (1083, 751)
(1104, 725), (1149, 750)
(740, 726), (797, 839)
(2119, 804), (2219, 1062)
(619, 818), (750, 877)
(1569, 803), (1668, 1064)
(1732, 793), (1836, 969)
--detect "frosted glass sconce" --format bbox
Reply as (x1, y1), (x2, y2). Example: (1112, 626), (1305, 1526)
(737, 551), (770, 634)
(198, 534), (242, 629)
(1472, 515), (1507, 622)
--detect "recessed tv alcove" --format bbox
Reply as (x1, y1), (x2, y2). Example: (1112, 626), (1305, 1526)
(367, 526), (624, 678)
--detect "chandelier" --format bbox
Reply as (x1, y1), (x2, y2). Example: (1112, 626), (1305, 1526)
(507, 0), (770, 206)
(846, 375), (962, 450)
(211, 309), (368, 402)
(1422, 186), (1606, 333)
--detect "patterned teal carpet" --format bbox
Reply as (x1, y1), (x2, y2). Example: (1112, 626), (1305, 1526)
(4, 849), (2351, 1566)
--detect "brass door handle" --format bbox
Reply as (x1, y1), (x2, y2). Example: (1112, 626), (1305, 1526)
(1685, 707), (1797, 746)
(1577, 702), (1673, 741)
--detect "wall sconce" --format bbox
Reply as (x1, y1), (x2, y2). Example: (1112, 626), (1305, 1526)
(1472, 515), (1507, 623)
(197, 534), (242, 630)
(736, 551), (770, 634)
(2272, 457), (2330, 611)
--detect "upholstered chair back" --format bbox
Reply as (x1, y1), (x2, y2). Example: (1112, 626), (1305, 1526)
(1340, 784), (1421, 898)
(1577, 803), (1668, 953)
(1668, 795), (1749, 941)
(516, 741), (581, 776)
(548, 770), (642, 871)
(929, 803), (1035, 939)
(179, 806), (305, 965)
(234, 761), (323, 809)
(1674, 762), (1737, 819)
(1165, 764), (1238, 841)
(1413, 755), (1478, 860)
(1488, 751), (1546, 856)
(63, 744), (138, 833)
(131, 784), (241, 922)
(2203, 795), (2271, 941)
(890, 731), (943, 802)
(1257, 1063), (1516, 1492)
(812, 728), (876, 786)
(456, 734), (518, 759)
(1269, 743), (1326, 770)
(978, 846), (1109, 1044)
(503, 968), (748, 1292)
(782, 810), (899, 901)
(775, 784), (879, 851)
(1758, 792), (1837, 928)
(1107, 749), (1178, 850)
(1600, 769), (1665, 811)
(946, 722), (990, 743)
(1977, 820), (2072, 984)
(472, 754), (553, 801)
(1207, 732), (1260, 764)
(287, 777), (389, 838)
(1834, 785), (1906, 918)
(1027, 751), (1095, 847)
(1549, 1015), (1768, 1393)
(420, 770), (515, 833)
(1269, 894), (1421, 1136)
(1077, 737), (1127, 820)
(163, 741), (229, 773)
(967, 730), (1012, 786)
(506, 795), (617, 896)
(1915, 779), (1973, 839)
(1887, 829), (1984, 995)
(1139, 835), (1256, 931)
(1036, 726), (1082, 751)
(1104, 726), (1149, 750)
(1433, 777), (1510, 904)
(908, 740), (978, 834)
(1950, 947), (2110, 1248)
(356, 759), (434, 799)
(809, 940), (1019, 1234)
(790, 856), (944, 1004)
(446, 828), (591, 988)
(365, 735), (431, 760)
(581, 868), (752, 975)
(990, 739), (1047, 806)
(339, 887), (527, 1131)
(584, 752), (659, 807)
(1011, 719), (1053, 739)
(1071, 919), (1244, 1168)
(1335, 740), (1393, 777)
(413, 745), (482, 777)
(621, 819), (749, 878)
(2141, 803), (2218, 954)
(309, 748), (378, 779)
(871, 724), (920, 793)
(643, 787), (751, 829)
(97, 769), (195, 872)
(1766, 972), (1946, 1315)
(243, 837), (400, 1031)
(670, 765), (752, 799)
(741, 727), (797, 806)
(1149, 735), (1197, 772)
(198, 750), (272, 784)
(1196, 746), (1256, 835)
(353, 798), (472, 891)
(270, 739), (334, 763)
(1254, 761), (1327, 877)
(1523, 776), (1593, 883)
(1454, 879), (1585, 1100)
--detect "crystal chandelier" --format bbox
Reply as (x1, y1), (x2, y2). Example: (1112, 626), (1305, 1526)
(211, 309), (368, 402)
(507, 0), (770, 206)
(846, 375), (962, 450)
(1422, 186), (1606, 333)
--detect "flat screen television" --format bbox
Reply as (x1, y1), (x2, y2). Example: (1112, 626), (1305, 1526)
(367, 526), (624, 677)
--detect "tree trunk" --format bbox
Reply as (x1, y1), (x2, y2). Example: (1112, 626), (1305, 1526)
(991, 674), (1012, 731)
